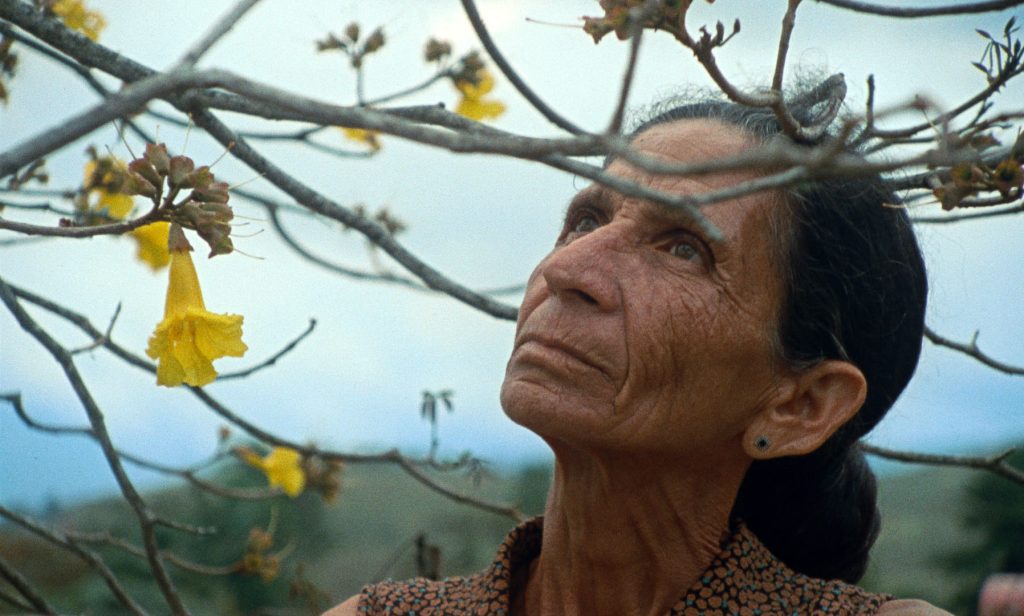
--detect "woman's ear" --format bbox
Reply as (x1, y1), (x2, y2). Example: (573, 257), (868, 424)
(743, 360), (867, 459)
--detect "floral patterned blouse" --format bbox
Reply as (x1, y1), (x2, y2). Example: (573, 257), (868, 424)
(358, 517), (892, 615)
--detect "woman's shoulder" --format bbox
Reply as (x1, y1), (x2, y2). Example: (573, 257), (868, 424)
(877, 599), (954, 615)
(321, 594), (360, 616)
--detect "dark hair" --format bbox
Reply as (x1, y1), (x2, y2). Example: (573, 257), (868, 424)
(632, 95), (928, 583)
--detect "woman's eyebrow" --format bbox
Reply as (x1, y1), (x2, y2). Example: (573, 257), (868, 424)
(565, 185), (614, 216)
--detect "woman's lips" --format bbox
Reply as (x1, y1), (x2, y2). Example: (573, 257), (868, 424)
(513, 334), (610, 378)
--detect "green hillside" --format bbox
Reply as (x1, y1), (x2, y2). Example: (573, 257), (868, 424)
(0, 457), (1016, 615)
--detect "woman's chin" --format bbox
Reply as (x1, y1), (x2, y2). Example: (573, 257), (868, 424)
(499, 375), (616, 443)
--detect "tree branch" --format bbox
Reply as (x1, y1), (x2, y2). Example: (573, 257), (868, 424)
(458, 0), (584, 134)
(175, 0), (262, 67)
(862, 444), (1024, 485)
(3, 280), (525, 521)
(0, 277), (191, 616)
(924, 324), (1024, 376)
(217, 318), (317, 380)
(0, 553), (56, 615)
(0, 505), (147, 616)
(813, 0), (1024, 18)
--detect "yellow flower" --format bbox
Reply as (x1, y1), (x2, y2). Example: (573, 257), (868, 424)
(50, 0), (106, 42)
(340, 127), (381, 151)
(454, 70), (506, 122)
(84, 158), (134, 219)
(145, 229), (246, 387)
(130, 222), (171, 271)
(241, 447), (306, 497)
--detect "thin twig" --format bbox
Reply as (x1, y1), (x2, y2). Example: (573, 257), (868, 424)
(862, 444), (1024, 485)
(606, 0), (651, 134)
(772, 0), (801, 93)
(175, 0), (262, 67)
(187, 107), (521, 320)
(814, 0), (1024, 18)
(66, 529), (239, 576)
(0, 278), (192, 616)
(911, 203), (1024, 223)
(5, 281), (525, 521)
(459, 0), (584, 134)
(396, 458), (525, 522)
(0, 207), (162, 237)
(0, 553), (57, 615)
(0, 505), (147, 616)
(218, 318), (318, 380)
(3, 392), (279, 501)
(924, 324), (1024, 376)
(71, 301), (121, 355)
(0, 589), (33, 613)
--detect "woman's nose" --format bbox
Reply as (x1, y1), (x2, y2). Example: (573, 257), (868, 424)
(540, 225), (625, 313)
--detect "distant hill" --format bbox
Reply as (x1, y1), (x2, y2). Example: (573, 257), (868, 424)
(0, 458), (1008, 615)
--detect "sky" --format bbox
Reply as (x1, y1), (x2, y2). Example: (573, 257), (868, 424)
(1, 0), (1023, 512)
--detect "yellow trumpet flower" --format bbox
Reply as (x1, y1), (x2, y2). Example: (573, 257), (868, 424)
(145, 226), (246, 387)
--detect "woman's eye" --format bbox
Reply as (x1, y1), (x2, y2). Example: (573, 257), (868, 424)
(572, 213), (601, 234)
(669, 239), (703, 263)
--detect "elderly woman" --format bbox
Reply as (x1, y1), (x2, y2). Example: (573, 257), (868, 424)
(326, 97), (950, 615)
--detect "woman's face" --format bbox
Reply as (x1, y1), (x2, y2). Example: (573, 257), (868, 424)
(500, 119), (788, 458)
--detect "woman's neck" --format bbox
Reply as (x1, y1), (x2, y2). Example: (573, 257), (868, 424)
(514, 442), (749, 616)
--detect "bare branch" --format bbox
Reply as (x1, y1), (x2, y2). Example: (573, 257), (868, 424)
(924, 324), (1024, 376)
(0, 505), (148, 616)
(459, 0), (584, 134)
(218, 318), (318, 380)
(912, 203), (1024, 223)
(187, 107), (521, 320)
(772, 0), (801, 93)
(5, 281), (525, 520)
(3, 392), (278, 502)
(396, 458), (525, 522)
(606, 1), (652, 134)
(0, 553), (57, 615)
(0, 67), (223, 179)
(0, 206), (162, 238)
(66, 529), (239, 576)
(0, 278), (192, 616)
(2, 391), (92, 437)
(814, 0), (1024, 18)
(175, 0), (263, 67)
(71, 301), (121, 355)
(862, 444), (1024, 485)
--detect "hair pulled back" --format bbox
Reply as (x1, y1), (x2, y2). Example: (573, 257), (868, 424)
(632, 94), (928, 583)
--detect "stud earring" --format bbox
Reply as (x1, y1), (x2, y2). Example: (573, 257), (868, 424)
(754, 435), (771, 451)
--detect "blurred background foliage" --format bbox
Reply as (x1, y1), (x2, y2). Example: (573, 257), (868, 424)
(1, 444), (1021, 615)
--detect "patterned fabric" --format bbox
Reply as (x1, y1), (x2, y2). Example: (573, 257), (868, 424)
(358, 518), (892, 615)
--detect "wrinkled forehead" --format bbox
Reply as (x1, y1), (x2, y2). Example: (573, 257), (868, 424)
(603, 118), (781, 245)
(628, 118), (758, 165)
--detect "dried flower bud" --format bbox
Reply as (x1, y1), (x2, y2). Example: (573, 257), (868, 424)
(128, 158), (161, 190)
(125, 171), (158, 198)
(993, 159), (1024, 197)
(259, 555), (281, 582)
(315, 33), (345, 52)
(242, 552), (262, 573)
(363, 27), (385, 54)
(167, 155), (196, 189)
(248, 528), (274, 552)
(144, 142), (170, 175)
(424, 38), (452, 63)
(344, 22), (360, 43)
(184, 165), (214, 190)
(950, 163), (983, 189)
(190, 181), (230, 204)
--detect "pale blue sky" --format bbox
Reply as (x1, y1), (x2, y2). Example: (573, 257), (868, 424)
(1, 1), (1022, 511)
